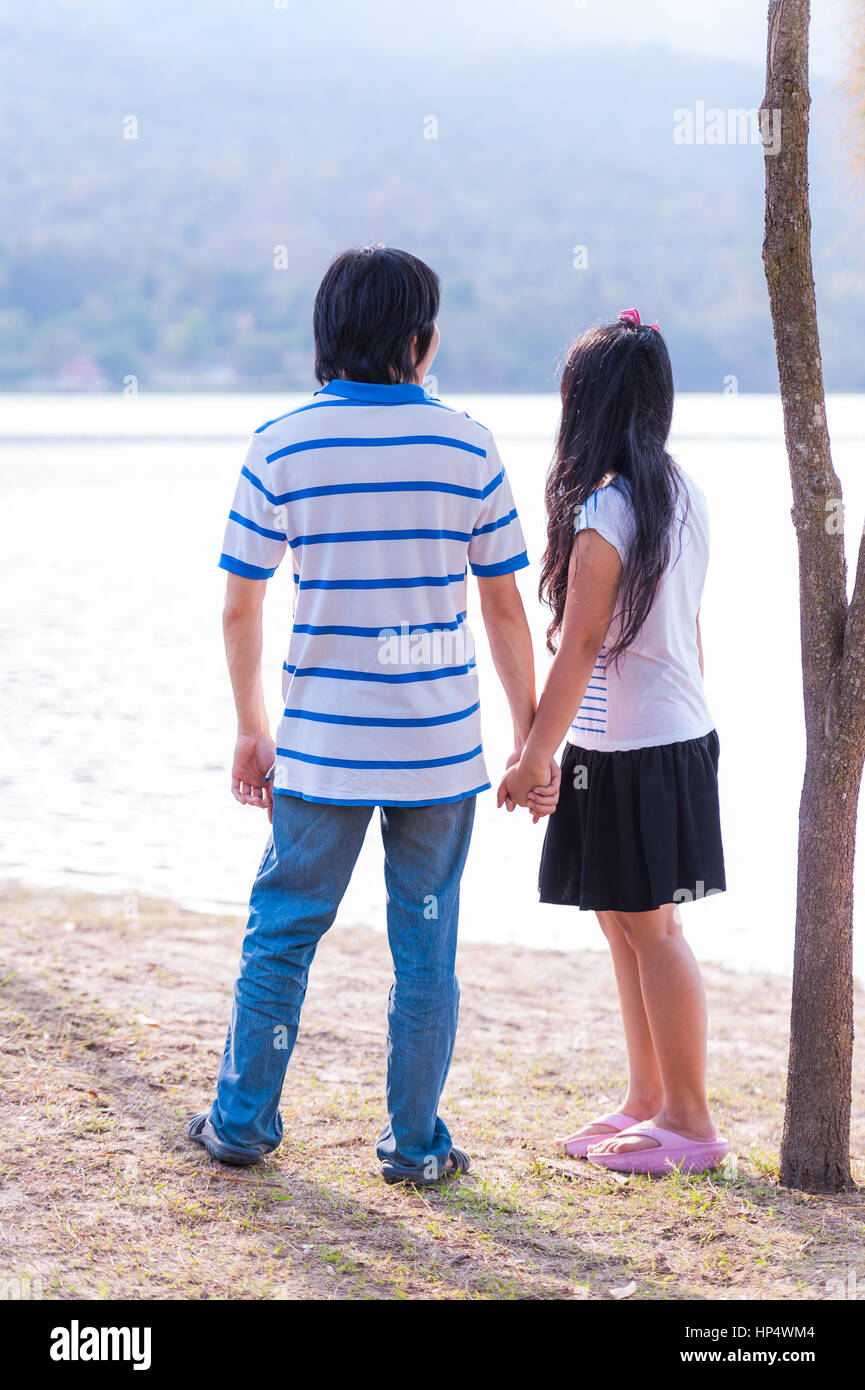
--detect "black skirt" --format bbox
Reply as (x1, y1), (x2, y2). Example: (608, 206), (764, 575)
(538, 731), (726, 914)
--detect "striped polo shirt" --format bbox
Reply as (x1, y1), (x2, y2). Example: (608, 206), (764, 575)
(218, 378), (529, 806)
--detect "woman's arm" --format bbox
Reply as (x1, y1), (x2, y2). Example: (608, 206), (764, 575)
(498, 528), (622, 807)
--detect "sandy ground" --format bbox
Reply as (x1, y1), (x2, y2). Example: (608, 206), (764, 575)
(2, 881), (864, 1301)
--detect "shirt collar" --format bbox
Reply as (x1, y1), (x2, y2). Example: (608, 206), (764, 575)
(316, 378), (433, 405)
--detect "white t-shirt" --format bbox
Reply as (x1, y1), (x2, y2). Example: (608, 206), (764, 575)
(567, 469), (715, 752)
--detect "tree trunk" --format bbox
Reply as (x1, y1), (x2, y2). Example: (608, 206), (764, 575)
(784, 750), (859, 1189)
(762, 0), (859, 1191)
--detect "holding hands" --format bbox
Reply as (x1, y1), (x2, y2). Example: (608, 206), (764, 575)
(497, 747), (561, 822)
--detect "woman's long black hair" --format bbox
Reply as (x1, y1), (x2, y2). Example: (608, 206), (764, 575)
(539, 313), (685, 660)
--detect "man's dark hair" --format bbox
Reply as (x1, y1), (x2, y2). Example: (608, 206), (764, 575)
(313, 246), (440, 386)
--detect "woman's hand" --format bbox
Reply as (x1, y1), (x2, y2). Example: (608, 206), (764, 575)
(497, 755), (560, 821)
(527, 757), (561, 822)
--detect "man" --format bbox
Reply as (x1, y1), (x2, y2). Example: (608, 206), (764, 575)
(189, 246), (557, 1184)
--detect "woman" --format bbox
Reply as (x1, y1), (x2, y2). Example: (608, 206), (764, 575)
(500, 309), (728, 1174)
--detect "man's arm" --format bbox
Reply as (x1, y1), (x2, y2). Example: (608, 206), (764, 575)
(500, 529), (621, 808)
(477, 572), (560, 818)
(223, 573), (275, 814)
(477, 572), (537, 752)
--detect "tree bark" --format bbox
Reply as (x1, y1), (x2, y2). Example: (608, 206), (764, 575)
(762, 0), (860, 1191)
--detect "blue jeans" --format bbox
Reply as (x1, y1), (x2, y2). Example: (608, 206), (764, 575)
(208, 791), (476, 1173)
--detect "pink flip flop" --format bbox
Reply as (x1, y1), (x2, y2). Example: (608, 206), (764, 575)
(558, 1112), (641, 1158)
(586, 1124), (730, 1174)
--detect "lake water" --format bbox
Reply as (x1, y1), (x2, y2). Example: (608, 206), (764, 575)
(2, 391), (864, 979)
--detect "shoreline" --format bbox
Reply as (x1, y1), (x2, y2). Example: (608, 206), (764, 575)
(0, 871), (814, 989)
(4, 880), (865, 1300)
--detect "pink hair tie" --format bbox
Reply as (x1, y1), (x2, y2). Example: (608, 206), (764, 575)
(618, 307), (660, 332)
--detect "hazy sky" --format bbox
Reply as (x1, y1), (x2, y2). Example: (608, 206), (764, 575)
(47, 1), (849, 82)
(285, 0), (849, 80)
(552, 0), (847, 78)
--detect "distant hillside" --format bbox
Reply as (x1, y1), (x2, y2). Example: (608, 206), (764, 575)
(1, 1), (862, 392)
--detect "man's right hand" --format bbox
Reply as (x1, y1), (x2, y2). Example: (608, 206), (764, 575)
(231, 732), (276, 821)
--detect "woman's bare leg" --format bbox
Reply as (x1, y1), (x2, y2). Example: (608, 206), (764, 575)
(566, 911), (663, 1139)
(591, 904), (717, 1155)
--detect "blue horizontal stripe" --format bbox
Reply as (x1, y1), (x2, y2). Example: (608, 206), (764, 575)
(240, 465), (286, 505)
(282, 701), (480, 728)
(273, 783), (490, 808)
(276, 744), (484, 771)
(289, 526), (472, 550)
(228, 510), (286, 542)
(472, 508), (518, 538)
(469, 551), (529, 578)
(283, 660), (476, 684)
(219, 553), (278, 580)
(265, 435), (487, 465)
(255, 402), (348, 431)
(574, 717), (606, 726)
(480, 470), (505, 499)
(256, 400), (458, 431)
(240, 465), (499, 506)
(298, 571), (467, 591)
(290, 612), (467, 638)
(255, 400), (398, 431)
